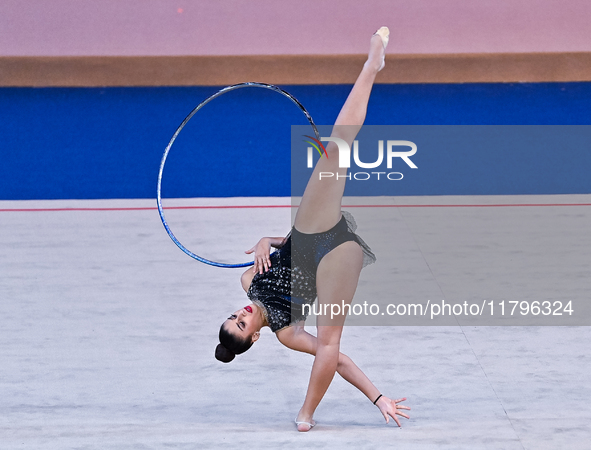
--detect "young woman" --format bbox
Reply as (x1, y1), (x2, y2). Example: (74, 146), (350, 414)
(215, 27), (410, 432)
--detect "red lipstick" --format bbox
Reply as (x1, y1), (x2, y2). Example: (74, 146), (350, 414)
(245, 305), (253, 313)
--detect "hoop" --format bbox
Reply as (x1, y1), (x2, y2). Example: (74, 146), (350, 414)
(157, 82), (320, 268)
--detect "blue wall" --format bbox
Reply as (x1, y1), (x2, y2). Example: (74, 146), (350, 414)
(2, 83), (591, 200)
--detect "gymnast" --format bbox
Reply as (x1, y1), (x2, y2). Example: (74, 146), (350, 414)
(215, 27), (410, 432)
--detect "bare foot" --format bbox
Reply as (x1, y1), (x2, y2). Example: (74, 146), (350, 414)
(365, 26), (390, 73)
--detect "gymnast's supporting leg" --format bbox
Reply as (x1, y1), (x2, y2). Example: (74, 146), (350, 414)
(294, 28), (389, 431)
(294, 242), (364, 431)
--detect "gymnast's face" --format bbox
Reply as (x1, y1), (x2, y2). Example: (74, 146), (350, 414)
(223, 304), (262, 342)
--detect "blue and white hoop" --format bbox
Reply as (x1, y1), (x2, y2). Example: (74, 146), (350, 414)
(157, 82), (320, 268)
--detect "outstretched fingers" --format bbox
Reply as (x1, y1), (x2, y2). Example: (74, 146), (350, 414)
(377, 396), (411, 427)
(395, 398), (411, 415)
(395, 410), (411, 419)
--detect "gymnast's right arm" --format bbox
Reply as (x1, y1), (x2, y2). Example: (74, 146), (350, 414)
(245, 236), (286, 274)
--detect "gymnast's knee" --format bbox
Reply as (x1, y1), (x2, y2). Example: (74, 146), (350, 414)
(337, 353), (352, 370)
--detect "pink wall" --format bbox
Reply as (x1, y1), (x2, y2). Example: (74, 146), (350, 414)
(1, 0), (589, 56)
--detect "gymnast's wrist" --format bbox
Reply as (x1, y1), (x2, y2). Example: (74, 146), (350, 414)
(373, 394), (383, 405)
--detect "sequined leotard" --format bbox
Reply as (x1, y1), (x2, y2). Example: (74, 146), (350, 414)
(247, 212), (375, 332)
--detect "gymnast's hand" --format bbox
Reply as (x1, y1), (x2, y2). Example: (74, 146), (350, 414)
(375, 396), (411, 427)
(245, 238), (272, 274)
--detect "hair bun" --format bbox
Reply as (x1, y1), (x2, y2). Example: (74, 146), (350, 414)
(215, 343), (235, 363)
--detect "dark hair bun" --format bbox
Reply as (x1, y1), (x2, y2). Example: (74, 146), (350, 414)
(215, 343), (235, 363)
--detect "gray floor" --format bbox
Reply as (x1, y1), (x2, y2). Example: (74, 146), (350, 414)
(1, 195), (590, 449)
